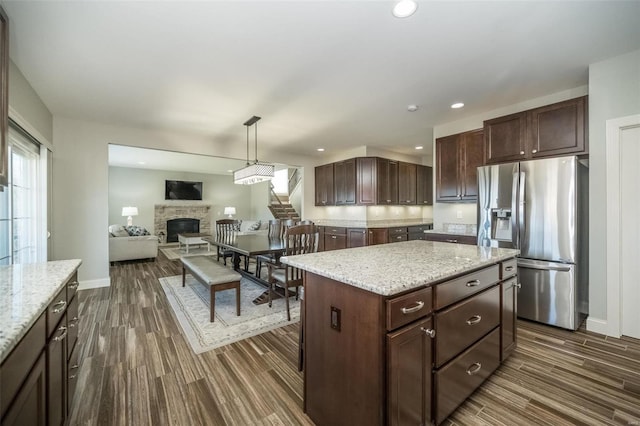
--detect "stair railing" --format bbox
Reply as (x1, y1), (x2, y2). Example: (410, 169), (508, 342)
(270, 183), (284, 207)
(288, 168), (301, 195)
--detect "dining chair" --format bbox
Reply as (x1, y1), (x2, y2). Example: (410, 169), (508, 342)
(266, 224), (319, 321)
(256, 220), (283, 278)
(215, 219), (239, 267)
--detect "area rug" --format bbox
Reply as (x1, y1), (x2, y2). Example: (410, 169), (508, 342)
(159, 275), (300, 353)
(160, 246), (216, 260)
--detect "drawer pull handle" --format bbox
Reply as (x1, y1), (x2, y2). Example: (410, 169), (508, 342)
(53, 326), (68, 341)
(331, 236), (337, 239)
(467, 362), (482, 375)
(466, 315), (482, 325)
(70, 364), (79, 370)
(465, 280), (480, 287)
(420, 327), (436, 338)
(69, 374), (77, 380)
(516, 283), (522, 289)
(445, 239), (458, 243)
(401, 301), (425, 314)
(52, 300), (67, 314)
(69, 281), (79, 290)
(504, 266), (514, 272)
(69, 316), (79, 328)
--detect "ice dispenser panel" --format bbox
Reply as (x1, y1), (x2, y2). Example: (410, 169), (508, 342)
(491, 209), (512, 241)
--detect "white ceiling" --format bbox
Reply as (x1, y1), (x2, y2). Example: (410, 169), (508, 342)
(4, 0), (640, 162)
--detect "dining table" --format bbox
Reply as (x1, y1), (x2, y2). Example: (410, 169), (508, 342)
(202, 234), (286, 302)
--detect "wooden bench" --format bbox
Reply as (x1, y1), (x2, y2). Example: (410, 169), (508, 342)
(180, 256), (242, 322)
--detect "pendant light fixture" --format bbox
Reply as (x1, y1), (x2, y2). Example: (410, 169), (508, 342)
(233, 115), (275, 185)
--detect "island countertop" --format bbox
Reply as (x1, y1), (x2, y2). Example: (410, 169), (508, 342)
(0, 259), (82, 364)
(281, 240), (519, 296)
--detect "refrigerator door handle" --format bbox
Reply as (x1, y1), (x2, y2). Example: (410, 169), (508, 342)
(511, 172), (519, 248)
(518, 171), (526, 249)
(518, 259), (572, 272)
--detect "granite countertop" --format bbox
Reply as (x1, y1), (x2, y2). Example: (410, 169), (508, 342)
(0, 259), (82, 364)
(313, 219), (433, 228)
(282, 241), (518, 296)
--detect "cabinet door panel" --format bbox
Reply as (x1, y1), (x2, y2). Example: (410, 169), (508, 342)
(484, 112), (527, 164)
(460, 130), (484, 201)
(314, 164), (334, 206)
(367, 228), (388, 246)
(356, 157), (377, 205)
(436, 135), (460, 201)
(324, 234), (346, 251)
(1, 353), (46, 426)
(335, 159), (356, 205)
(47, 315), (67, 426)
(347, 228), (367, 248)
(501, 277), (518, 360)
(416, 165), (433, 205)
(387, 317), (432, 426)
(530, 96), (586, 158)
(398, 162), (416, 205)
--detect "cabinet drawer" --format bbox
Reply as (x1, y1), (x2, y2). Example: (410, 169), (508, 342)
(435, 286), (500, 367)
(388, 227), (408, 235)
(67, 344), (80, 414)
(434, 265), (499, 309)
(434, 328), (500, 425)
(47, 286), (68, 337)
(0, 313), (46, 419)
(387, 287), (433, 331)
(67, 272), (79, 302)
(501, 258), (517, 280)
(408, 225), (432, 233)
(389, 234), (408, 243)
(67, 295), (79, 360)
(325, 227), (346, 235)
(408, 232), (425, 241)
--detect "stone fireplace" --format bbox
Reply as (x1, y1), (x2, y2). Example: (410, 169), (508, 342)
(166, 218), (200, 243)
(154, 204), (212, 244)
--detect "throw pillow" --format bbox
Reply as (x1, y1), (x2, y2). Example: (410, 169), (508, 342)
(232, 220), (242, 232)
(248, 220), (262, 231)
(124, 225), (150, 236)
(109, 224), (129, 237)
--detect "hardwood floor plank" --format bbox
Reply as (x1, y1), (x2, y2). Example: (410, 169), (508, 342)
(68, 254), (640, 425)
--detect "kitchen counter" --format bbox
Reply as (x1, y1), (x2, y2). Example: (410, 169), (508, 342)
(0, 259), (82, 363)
(282, 240), (519, 296)
(313, 218), (433, 228)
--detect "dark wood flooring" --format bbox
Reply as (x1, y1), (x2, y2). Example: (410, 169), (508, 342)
(68, 252), (640, 425)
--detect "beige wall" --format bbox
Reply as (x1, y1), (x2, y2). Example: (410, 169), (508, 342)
(587, 49), (640, 323)
(8, 60), (52, 147)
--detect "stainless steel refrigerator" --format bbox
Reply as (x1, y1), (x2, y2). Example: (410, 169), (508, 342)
(477, 156), (588, 330)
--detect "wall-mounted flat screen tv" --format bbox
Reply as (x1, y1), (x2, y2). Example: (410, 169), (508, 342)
(165, 180), (203, 200)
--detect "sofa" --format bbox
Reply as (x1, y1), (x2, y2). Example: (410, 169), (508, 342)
(108, 225), (158, 263)
(236, 219), (269, 235)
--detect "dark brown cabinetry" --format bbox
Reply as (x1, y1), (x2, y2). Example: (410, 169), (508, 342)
(484, 96), (588, 164)
(408, 224), (433, 240)
(356, 157), (377, 205)
(334, 159), (356, 205)
(0, 6), (8, 188)
(436, 129), (484, 202)
(416, 165), (433, 205)
(500, 257), (518, 361)
(398, 162), (417, 205)
(367, 228), (388, 246)
(388, 227), (408, 243)
(314, 164), (334, 206)
(376, 158), (398, 205)
(323, 226), (346, 251)
(423, 232), (477, 245)
(346, 228), (367, 248)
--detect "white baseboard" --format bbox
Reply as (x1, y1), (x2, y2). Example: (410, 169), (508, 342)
(79, 277), (110, 290)
(586, 317), (609, 336)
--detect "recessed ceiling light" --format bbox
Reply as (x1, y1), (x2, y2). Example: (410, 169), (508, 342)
(317, 148), (325, 152)
(137, 161), (146, 165)
(227, 169), (233, 173)
(415, 146), (424, 150)
(393, 0), (418, 18)
(407, 104), (419, 112)
(451, 102), (465, 109)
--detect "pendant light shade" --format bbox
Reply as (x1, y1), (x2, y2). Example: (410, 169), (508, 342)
(233, 116), (275, 185)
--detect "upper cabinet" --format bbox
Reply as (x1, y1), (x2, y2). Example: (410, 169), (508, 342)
(317, 157), (433, 206)
(416, 165), (433, 206)
(0, 7), (8, 189)
(484, 96), (587, 164)
(436, 129), (484, 203)
(398, 162), (417, 205)
(314, 163), (335, 206)
(334, 158), (356, 205)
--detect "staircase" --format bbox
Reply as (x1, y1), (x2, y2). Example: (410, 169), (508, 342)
(269, 186), (301, 221)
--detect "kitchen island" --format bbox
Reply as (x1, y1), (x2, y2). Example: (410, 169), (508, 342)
(282, 240), (519, 426)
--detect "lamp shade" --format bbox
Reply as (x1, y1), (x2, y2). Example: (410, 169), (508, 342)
(233, 163), (274, 185)
(224, 206), (236, 218)
(122, 206), (138, 217)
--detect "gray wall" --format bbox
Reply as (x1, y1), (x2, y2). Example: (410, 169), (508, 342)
(8, 60), (52, 146)
(588, 49), (640, 321)
(108, 166), (264, 231)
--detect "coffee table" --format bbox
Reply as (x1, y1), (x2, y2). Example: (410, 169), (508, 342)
(177, 233), (212, 253)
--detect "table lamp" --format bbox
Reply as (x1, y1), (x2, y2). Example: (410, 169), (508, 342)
(224, 206), (236, 218)
(122, 206), (138, 226)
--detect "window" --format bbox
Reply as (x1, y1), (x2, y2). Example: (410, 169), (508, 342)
(0, 122), (46, 264)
